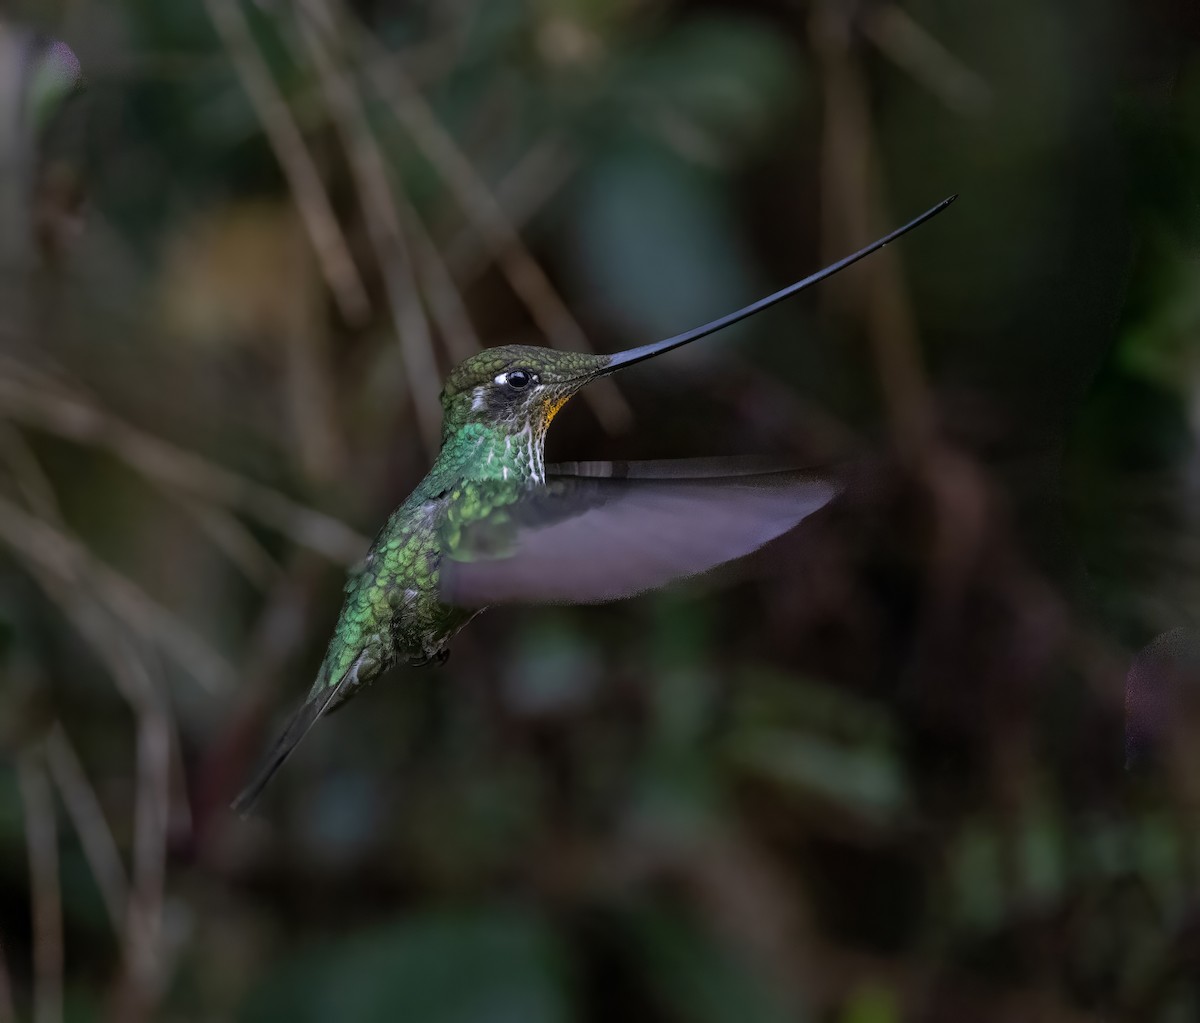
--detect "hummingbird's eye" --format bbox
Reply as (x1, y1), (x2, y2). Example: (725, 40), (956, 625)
(497, 369), (536, 390)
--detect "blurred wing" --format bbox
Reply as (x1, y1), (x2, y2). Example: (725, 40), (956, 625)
(546, 456), (803, 479)
(440, 463), (837, 607)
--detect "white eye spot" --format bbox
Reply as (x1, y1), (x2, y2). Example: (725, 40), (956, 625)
(496, 369), (537, 390)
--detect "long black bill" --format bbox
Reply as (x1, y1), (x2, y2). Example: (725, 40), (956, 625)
(600, 194), (957, 375)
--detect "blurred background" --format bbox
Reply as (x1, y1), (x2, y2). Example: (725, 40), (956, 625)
(1, 0), (1199, 1020)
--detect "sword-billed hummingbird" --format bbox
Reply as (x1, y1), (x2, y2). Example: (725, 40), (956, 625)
(232, 195), (956, 813)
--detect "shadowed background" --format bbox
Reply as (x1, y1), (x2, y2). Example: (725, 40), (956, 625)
(1, 0), (1200, 1020)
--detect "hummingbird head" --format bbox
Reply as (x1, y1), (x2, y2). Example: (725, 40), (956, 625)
(439, 344), (613, 442)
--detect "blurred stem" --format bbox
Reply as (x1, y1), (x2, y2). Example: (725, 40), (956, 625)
(810, 0), (934, 455)
(0, 423), (233, 700)
(0, 365), (368, 563)
(17, 752), (63, 1023)
(443, 140), (577, 286)
(398, 190), (482, 364)
(0, 23), (31, 265)
(162, 489), (280, 590)
(0, 492), (235, 694)
(115, 692), (171, 1023)
(205, 0), (372, 327)
(31, 566), (168, 1022)
(193, 551), (328, 846)
(0, 936), (14, 1023)
(1, 399), (175, 1023)
(0, 23), (35, 340)
(686, 834), (815, 1016)
(280, 222), (348, 487)
(297, 1), (444, 455)
(45, 724), (131, 937)
(221, 32), (472, 147)
(341, 5), (634, 433)
(861, 5), (991, 117)
(0, 420), (60, 519)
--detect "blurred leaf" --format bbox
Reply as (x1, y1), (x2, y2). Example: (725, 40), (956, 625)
(623, 16), (806, 165)
(59, 845), (114, 934)
(26, 40), (83, 135)
(502, 611), (602, 715)
(648, 594), (717, 746)
(558, 15), (803, 347)
(624, 906), (801, 1023)
(727, 730), (906, 822)
(1117, 240), (1200, 409)
(840, 984), (899, 1023)
(733, 668), (895, 744)
(566, 144), (755, 348)
(128, 0), (217, 51)
(63, 987), (103, 1023)
(1134, 811), (1186, 906)
(1013, 797), (1064, 908)
(241, 909), (573, 1023)
(458, 0), (532, 65)
(726, 668), (904, 820)
(948, 819), (1004, 930)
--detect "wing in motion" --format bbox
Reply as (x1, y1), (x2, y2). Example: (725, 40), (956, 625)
(439, 459), (838, 607)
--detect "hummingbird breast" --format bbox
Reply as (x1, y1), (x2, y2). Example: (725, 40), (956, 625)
(311, 425), (548, 706)
(312, 494), (474, 704)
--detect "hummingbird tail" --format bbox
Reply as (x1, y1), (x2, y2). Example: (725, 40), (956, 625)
(231, 679), (345, 817)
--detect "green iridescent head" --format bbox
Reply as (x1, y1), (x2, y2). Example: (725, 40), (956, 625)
(439, 344), (611, 441)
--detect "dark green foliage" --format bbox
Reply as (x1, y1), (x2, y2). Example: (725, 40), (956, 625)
(241, 910), (571, 1023)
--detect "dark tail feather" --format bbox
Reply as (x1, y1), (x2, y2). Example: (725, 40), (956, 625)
(231, 684), (342, 817)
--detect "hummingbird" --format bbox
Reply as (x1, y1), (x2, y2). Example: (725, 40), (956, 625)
(232, 195), (956, 813)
